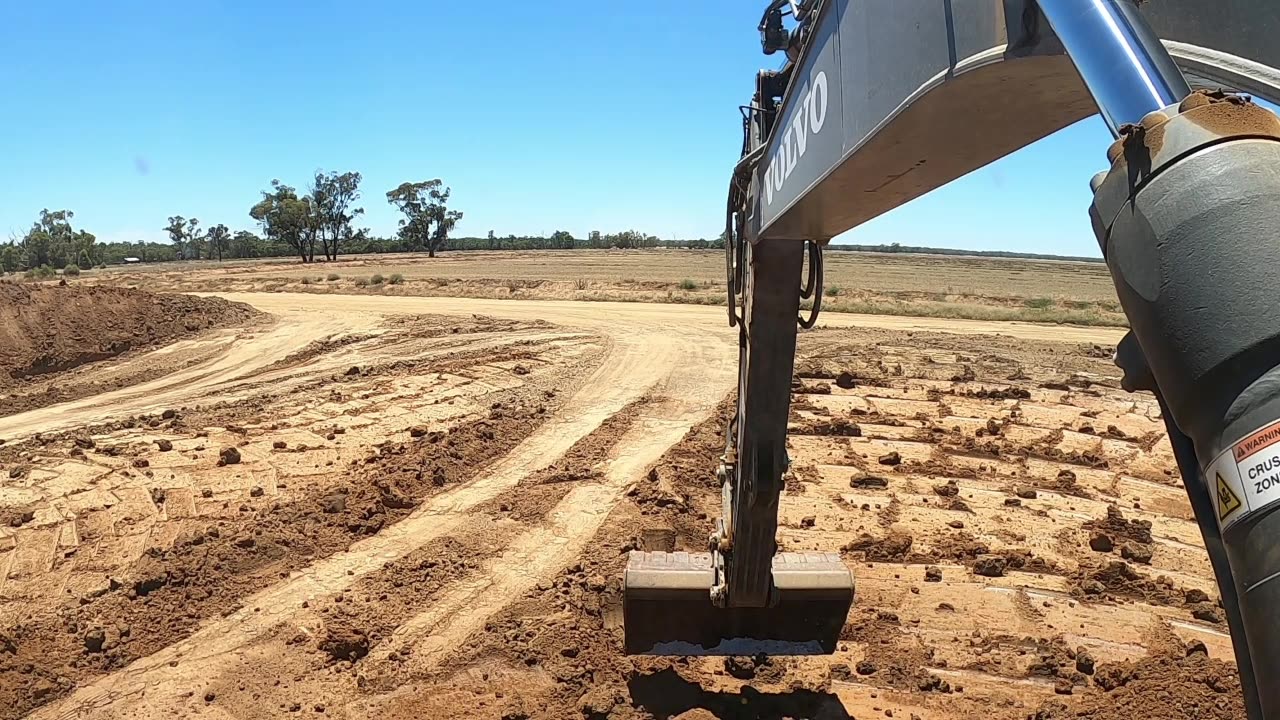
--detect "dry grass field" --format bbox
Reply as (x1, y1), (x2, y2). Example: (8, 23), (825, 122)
(88, 249), (1127, 326)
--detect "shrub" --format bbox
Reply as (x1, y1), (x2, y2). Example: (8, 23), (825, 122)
(353, 277), (370, 287)
(678, 278), (698, 291)
(574, 278), (589, 291)
(370, 274), (385, 285)
(63, 264), (81, 277)
(1024, 297), (1054, 310)
(301, 276), (312, 285)
(389, 273), (405, 285)
(824, 285), (842, 297)
(326, 273), (340, 282)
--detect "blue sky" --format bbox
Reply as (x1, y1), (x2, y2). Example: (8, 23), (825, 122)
(1, 1), (1117, 256)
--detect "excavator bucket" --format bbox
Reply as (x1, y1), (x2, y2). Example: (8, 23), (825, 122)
(623, 551), (853, 655)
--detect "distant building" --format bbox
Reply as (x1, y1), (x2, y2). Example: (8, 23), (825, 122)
(123, 257), (142, 264)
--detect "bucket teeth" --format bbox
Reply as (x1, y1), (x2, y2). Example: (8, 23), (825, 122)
(623, 551), (854, 656)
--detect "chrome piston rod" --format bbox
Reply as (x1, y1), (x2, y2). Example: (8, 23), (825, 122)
(1037, 0), (1192, 136)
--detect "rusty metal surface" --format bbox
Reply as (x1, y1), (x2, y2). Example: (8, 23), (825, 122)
(1091, 91), (1280, 243)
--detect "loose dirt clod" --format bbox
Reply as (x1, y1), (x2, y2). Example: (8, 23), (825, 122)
(1120, 541), (1152, 564)
(319, 624), (370, 662)
(973, 556), (1008, 577)
(1089, 531), (1114, 553)
(844, 532), (913, 562)
(851, 474), (889, 489)
(1085, 505), (1153, 545)
(933, 480), (959, 497)
(1035, 649), (1242, 719)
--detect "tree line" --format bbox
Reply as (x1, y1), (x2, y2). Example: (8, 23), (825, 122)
(0, 169), (740, 275)
(828, 242), (1104, 263)
(0, 170), (468, 273)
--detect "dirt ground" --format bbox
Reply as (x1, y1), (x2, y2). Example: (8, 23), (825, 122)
(0, 288), (1242, 719)
(82, 249), (1127, 326)
(0, 283), (258, 416)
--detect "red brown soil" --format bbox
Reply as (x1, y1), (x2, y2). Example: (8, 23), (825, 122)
(0, 283), (256, 384)
(1032, 649), (1243, 719)
(0, 284), (257, 415)
(1084, 505), (1154, 546)
(0, 403), (548, 719)
(391, 411), (740, 720)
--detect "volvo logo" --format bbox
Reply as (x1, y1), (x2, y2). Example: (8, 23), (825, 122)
(764, 70), (829, 207)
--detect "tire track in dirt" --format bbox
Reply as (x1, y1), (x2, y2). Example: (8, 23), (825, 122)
(29, 298), (738, 719)
(373, 403), (697, 675)
(12, 293), (1127, 720)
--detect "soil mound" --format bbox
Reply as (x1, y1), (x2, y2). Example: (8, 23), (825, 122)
(0, 283), (255, 386)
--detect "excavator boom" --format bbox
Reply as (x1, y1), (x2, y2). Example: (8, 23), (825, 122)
(626, 5), (1280, 719)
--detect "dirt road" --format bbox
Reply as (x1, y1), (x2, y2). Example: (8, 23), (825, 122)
(5, 292), (1234, 720)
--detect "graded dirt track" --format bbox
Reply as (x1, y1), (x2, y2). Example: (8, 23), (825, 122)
(0, 291), (1240, 720)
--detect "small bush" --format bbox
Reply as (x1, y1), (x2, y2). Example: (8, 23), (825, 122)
(301, 276), (312, 285)
(574, 278), (589, 291)
(96, 264), (107, 270)
(326, 273), (340, 282)
(824, 285), (842, 297)
(678, 278), (698, 291)
(63, 264), (81, 277)
(370, 274), (385, 285)
(25, 265), (56, 280)
(389, 273), (405, 285)
(1024, 297), (1054, 310)
(353, 277), (370, 287)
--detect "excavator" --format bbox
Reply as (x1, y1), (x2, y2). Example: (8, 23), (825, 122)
(623, 1), (1280, 717)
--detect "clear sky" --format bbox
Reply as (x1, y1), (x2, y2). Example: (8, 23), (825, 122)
(2, 1), (1123, 257)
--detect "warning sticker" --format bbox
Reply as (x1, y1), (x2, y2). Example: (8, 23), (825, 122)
(1205, 417), (1280, 529)
(1215, 472), (1242, 522)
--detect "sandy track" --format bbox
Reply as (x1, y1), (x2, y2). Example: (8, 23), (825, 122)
(7, 293), (1130, 720)
(211, 292), (1127, 345)
(23, 295), (745, 719)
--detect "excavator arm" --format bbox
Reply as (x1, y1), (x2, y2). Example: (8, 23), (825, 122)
(626, 4), (1280, 717)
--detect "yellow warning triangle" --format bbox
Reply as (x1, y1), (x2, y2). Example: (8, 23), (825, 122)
(1217, 472), (1243, 521)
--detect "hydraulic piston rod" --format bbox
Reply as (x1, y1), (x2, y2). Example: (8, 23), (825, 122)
(1037, 0), (1191, 135)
